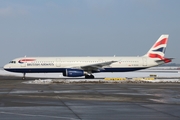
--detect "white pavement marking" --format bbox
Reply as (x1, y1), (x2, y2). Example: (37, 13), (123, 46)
(0, 111), (80, 120)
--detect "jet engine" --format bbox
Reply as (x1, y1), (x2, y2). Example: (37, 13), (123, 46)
(63, 69), (84, 77)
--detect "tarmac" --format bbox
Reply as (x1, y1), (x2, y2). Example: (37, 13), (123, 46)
(0, 75), (180, 120)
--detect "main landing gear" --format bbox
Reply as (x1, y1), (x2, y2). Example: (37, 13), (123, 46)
(85, 74), (95, 79)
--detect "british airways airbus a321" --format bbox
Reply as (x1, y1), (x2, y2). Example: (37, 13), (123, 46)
(4, 35), (172, 79)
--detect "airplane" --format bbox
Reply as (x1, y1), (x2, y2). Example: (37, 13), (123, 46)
(4, 35), (172, 79)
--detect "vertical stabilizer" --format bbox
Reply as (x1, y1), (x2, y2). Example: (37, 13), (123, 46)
(144, 35), (169, 60)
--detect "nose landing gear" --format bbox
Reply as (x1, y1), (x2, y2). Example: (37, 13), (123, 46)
(22, 73), (26, 80)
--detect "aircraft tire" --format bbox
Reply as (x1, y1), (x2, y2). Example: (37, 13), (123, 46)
(85, 75), (89, 79)
(85, 75), (95, 79)
(90, 75), (95, 79)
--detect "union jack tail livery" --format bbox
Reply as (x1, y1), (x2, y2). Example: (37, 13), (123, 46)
(144, 35), (168, 59)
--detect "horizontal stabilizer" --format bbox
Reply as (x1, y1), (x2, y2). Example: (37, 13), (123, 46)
(155, 58), (174, 63)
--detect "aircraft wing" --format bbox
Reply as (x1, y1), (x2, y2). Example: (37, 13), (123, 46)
(80, 61), (117, 71)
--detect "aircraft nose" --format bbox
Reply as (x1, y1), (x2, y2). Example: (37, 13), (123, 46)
(4, 64), (10, 70)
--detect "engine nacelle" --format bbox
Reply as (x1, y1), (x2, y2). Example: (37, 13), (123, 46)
(63, 69), (84, 77)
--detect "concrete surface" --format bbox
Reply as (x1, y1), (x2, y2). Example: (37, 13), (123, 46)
(0, 76), (180, 120)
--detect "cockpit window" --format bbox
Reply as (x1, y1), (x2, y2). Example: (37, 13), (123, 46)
(9, 61), (16, 64)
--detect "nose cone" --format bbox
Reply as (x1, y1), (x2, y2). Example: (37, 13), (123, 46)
(4, 64), (10, 71)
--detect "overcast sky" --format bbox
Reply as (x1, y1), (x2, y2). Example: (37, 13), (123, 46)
(0, 0), (180, 66)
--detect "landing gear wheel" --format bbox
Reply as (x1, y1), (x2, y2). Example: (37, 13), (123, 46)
(90, 75), (94, 79)
(85, 75), (95, 79)
(85, 75), (89, 79)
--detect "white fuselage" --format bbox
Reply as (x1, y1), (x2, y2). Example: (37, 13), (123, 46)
(3, 34), (171, 78)
(4, 56), (161, 73)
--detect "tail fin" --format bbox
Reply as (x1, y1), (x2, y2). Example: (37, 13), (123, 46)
(144, 34), (169, 60)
